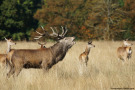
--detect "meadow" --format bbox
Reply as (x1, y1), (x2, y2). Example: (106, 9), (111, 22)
(0, 41), (135, 90)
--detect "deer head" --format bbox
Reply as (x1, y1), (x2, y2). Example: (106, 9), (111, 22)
(5, 38), (16, 46)
(123, 39), (133, 46)
(5, 37), (16, 53)
(34, 26), (75, 48)
(88, 41), (95, 48)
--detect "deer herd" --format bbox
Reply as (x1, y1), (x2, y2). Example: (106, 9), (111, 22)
(0, 26), (134, 77)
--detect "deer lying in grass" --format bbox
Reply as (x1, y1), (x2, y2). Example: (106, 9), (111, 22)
(79, 41), (95, 75)
(0, 38), (16, 68)
(117, 39), (133, 62)
(6, 26), (75, 77)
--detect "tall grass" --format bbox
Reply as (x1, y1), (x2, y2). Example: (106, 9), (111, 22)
(0, 41), (134, 90)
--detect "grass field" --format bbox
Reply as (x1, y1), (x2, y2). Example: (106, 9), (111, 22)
(0, 41), (135, 90)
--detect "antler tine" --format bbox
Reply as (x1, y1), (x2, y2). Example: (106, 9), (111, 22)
(50, 27), (58, 37)
(61, 26), (65, 36)
(34, 26), (48, 40)
(63, 26), (68, 36)
(4, 37), (8, 41)
(38, 42), (42, 45)
(54, 27), (58, 33)
(41, 26), (46, 32)
(34, 31), (44, 40)
(38, 41), (47, 45)
(34, 36), (43, 40)
(36, 31), (43, 35)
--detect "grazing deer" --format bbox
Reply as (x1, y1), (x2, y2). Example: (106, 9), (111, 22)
(0, 38), (16, 68)
(79, 41), (95, 75)
(6, 26), (75, 77)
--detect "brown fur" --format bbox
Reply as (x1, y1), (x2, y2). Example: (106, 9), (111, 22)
(117, 46), (132, 61)
(0, 38), (16, 68)
(6, 37), (75, 77)
(0, 54), (7, 67)
(79, 46), (90, 66)
(79, 42), (95, 66)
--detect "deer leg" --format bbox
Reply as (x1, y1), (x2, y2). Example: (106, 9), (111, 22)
(79, 61), (83, 76)
(7, 66), (15, 78)
(13, 60), (23, 77)
(85, 60), (88, 67)
(122, 56), (127, 65)
(14, 66), (23, 77)
(41, 60), (49, 72)
(127, 54), (131, 60)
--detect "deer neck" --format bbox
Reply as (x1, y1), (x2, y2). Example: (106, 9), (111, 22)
(84, 45), (90, 56)
(7, 44), (11, 54)
(50, 42), (68, 62)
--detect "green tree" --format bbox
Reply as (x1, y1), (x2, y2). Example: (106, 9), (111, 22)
(0, 0), (41, 40)
(33, 0), (94, 40)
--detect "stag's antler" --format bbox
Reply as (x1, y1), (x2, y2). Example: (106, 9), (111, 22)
(38, 42), (47, 45)
(34, 26), (48, 40)
(50, 26), (68, 40)
(34, 26), (68, 40)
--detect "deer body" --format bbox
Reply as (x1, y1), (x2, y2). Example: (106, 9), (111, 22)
(117, 46), (132, 61)
(0, 38), (16, 68)
(7, 26), (75, 77)
(117, 39), (133, 61)
(79, 46), (91, 66)
(79, 41), (95, 66)
(79, 41), (95, 75)
(0, 54), (6, 67)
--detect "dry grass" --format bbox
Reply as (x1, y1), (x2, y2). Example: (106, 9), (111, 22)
(0, 41), (135, 90)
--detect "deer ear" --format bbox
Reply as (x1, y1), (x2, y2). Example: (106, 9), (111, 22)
(88, 41), (92, 44)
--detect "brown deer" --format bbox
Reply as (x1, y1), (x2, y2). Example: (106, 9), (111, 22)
(117, 39), (133, 62)
(79, 41), (95, 75)
(6, 26), (75, 77)
(123, 39), (133, 47)
(79, 41), (95, 66)
(0, 38), (16, 68)
(117, 46), (132, 62)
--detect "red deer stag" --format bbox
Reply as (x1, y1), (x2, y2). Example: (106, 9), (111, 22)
(6, 26), (75, 77)
(0, 38), (16, 68)
(79, 41), (95, 75)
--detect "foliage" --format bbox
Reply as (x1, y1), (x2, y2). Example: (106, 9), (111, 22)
(0, 0), (41, 40)
(0, 0), (135, 40)
(32, 0), (135, 40)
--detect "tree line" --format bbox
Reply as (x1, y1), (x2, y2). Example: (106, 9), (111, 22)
(0, 0), (135, 41)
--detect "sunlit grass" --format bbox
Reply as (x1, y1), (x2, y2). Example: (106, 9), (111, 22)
(0, 41), (135, 90)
